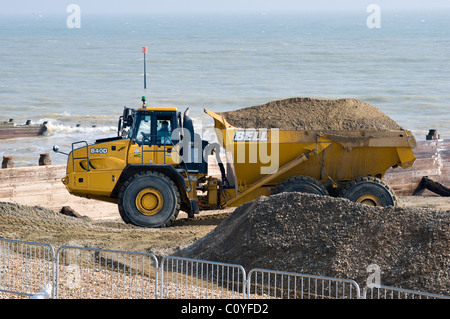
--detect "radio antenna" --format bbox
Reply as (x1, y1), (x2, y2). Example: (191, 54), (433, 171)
(142, 46), (148, 89)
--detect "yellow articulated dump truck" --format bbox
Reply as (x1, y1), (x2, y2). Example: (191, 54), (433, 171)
(55, 97), (416, 228)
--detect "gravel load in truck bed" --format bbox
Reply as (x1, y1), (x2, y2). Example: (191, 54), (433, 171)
(219, 97), (403, 131)
(178, 192), (449, 296)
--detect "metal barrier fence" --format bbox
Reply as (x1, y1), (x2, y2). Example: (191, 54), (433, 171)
(1, 238), (449, 299)
(247, 268), (361, 299)
(55, 245), (159, 299)
(159, 256), (247, 299)
(363, 285), (450, 300)
(0, 239), (55, 299)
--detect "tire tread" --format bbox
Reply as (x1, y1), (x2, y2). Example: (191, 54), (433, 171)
(118, 171), (181, 227)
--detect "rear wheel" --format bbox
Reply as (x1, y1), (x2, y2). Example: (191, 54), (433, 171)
(273, 176), (329, 196)
(118, 171), (180, 228)
(339, 176), (397, 207)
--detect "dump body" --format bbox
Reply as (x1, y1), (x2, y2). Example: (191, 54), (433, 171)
(205, 109), (416, 207)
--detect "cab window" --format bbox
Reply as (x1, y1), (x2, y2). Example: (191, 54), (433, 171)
(135, 114), (152, 145)
(156, 117), (172, 145)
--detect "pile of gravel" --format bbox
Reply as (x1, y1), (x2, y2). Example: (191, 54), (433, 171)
(178, 192), (449, 296)
(219, 97), (403, 131)
(0, 201), (91, 226)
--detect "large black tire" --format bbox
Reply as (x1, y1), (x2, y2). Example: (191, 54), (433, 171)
(118, 171), (180, 228)
(273, 176), (329, 196)
(339, 176), (397, 207)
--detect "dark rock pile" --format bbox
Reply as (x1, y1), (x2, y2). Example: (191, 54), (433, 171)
(178, 192), (449, 296)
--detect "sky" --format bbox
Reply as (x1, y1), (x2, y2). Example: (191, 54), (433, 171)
(1, 0), (450, 15)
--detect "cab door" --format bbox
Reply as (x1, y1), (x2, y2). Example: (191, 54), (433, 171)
(127, 112), (156, 165)
(153, 111), (179, 165)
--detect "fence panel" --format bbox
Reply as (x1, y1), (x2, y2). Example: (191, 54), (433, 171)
(0, 238), (55, 299)
(363, 285), (450, 299)
(55, 245), (158, 299)
(160, 256), (247, 299)
(247, 268), (361, 299)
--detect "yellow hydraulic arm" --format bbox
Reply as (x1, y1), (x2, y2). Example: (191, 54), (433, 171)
(221, 142), (332, 208)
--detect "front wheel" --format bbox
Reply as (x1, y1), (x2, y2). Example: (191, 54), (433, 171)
(118, 171), (180, 228)
(339, 176), (397, 207)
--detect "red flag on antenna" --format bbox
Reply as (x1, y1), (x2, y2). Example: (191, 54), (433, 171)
(142, 46), (148, 54)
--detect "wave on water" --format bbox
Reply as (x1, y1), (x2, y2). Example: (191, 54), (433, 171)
(43, 120), (117, 136)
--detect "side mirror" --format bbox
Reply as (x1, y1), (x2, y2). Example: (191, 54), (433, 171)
(52, 145), (69, 156)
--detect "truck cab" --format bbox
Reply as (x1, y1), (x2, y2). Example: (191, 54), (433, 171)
(123, 98), (208, 174)
(60, 97), (213, 227)
(126, 106), (180, 166)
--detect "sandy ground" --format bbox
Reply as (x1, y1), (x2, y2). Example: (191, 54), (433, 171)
(399, 195), (450, 210)
(0, 195), (448, 259)
(0, 201), (233, 256)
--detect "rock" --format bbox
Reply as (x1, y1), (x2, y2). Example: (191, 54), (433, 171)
(59, 206), (82, 218)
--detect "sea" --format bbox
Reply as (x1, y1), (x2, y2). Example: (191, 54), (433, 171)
(0, 10), (449, 167)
